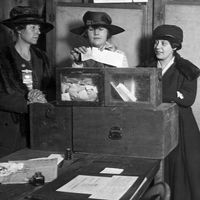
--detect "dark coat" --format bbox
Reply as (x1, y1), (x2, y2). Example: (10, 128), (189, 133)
(145, 53), (200, 200)
(0, 45), (54, 157)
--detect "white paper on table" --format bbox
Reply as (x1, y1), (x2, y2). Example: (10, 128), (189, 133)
(47, 154), (64, 166)
(100, 167), (124, 174)
(133, 0), (148, 2)
(90, 175), (138, 200)
(94, 0), (133, 3)
(29, 154), (64, 166)
(81, 47), (124, 68)
(56, 175), (111, 194)
(94, 0), (148, 3)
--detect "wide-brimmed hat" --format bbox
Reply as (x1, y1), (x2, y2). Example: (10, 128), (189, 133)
(153, 24), (183, 50)
(70, 11), (125, 36)
(1, 6), (54, 33)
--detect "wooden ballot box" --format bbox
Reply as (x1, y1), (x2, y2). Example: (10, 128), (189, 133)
(55, 67), (178, 159)
(30, 67), (178, 160)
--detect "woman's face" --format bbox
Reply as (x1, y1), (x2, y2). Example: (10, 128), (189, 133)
(18, 24), (41, 45)
(154, 39), (175, 61)
(87, 26), (109, 48)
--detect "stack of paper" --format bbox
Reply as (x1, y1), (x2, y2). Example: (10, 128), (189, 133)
(0, 157), (58, 184)
(110, 82), (137, 102)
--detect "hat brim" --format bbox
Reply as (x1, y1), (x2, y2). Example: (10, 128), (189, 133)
(1, 18), (54, 33)
(70, 24), (124, 36)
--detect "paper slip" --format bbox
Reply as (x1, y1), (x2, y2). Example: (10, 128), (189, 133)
(133, 0), (148, 2)
(100, 167), (124, 174)
(81, 47), (124, 68)
(94, 0), (132, 3)
(110, 82), (137, 102)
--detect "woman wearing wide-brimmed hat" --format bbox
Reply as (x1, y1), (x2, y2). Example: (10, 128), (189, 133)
(70, 11), (129, 68)
(141, 24), (200, 200)
(0, 6), (54, 157)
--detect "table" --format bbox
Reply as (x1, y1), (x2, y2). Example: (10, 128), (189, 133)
(0, 149), (160, 200)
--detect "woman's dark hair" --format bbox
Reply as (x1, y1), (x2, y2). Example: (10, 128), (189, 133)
(170, 42), (180, 50)
(13, 24), (27, 36)
(83, 25), (111, 40)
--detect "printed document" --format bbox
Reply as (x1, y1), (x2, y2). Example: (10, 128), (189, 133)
(57, 175), (138, 200)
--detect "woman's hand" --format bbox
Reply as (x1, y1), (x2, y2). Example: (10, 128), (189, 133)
(70, 46), (88, 64)
(27, 89), (47, 104)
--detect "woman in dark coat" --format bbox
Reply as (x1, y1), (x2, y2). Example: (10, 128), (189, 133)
(147, 24), (200, 200)
(0, 6), (54, 157)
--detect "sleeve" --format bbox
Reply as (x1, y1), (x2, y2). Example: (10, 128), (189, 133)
(164, 78), (197, 107)
(72, 62), (84, 68)
(0, 66), (28, 113)
(0, 92), (28, 113)
(177, 78), (197, 107)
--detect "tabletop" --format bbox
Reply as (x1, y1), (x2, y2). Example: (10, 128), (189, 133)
(0, 148), (160, 200)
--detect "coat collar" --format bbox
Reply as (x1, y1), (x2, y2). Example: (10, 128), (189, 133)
(174, 53), (200, 81)
(145, 53), (200, 81)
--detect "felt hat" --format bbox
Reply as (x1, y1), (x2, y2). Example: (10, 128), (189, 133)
(1, 6), (54, 33)
(153, 24), (183, 50)
(70, 11), (125, 36)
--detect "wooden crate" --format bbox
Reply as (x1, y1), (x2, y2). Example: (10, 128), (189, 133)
(73, 103), (178, 159)
(29, 103), (72, 152)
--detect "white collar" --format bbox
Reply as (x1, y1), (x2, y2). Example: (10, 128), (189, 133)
(157, 57), (175, 75)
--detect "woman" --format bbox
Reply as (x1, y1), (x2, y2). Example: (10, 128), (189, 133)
(70, 11), (129, 68)
(146, 24), (200, 200)
(0, 6), (54, 157)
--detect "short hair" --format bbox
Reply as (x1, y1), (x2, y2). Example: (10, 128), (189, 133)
(84, 25), (111, 40)
(170, 42), (180, 50)
(13, 24), (26, 36)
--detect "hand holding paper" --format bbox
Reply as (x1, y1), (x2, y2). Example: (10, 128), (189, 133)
(81, 47), (124, 68)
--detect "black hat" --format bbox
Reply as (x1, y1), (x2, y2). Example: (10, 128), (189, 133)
(153, 24), (183, 50)
(70, 11), (125, 36)
(1, 6), (54, 33)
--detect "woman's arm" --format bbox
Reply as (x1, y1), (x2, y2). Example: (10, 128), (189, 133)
(163, 78), (197, 107)
(0, 91), (28, 113)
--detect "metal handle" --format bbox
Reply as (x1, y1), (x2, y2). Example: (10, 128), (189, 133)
(108, 126), (122, 140)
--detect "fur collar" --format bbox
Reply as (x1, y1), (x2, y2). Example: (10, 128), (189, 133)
(175, 53), (200, 81)
(144, 53), (200, 81)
